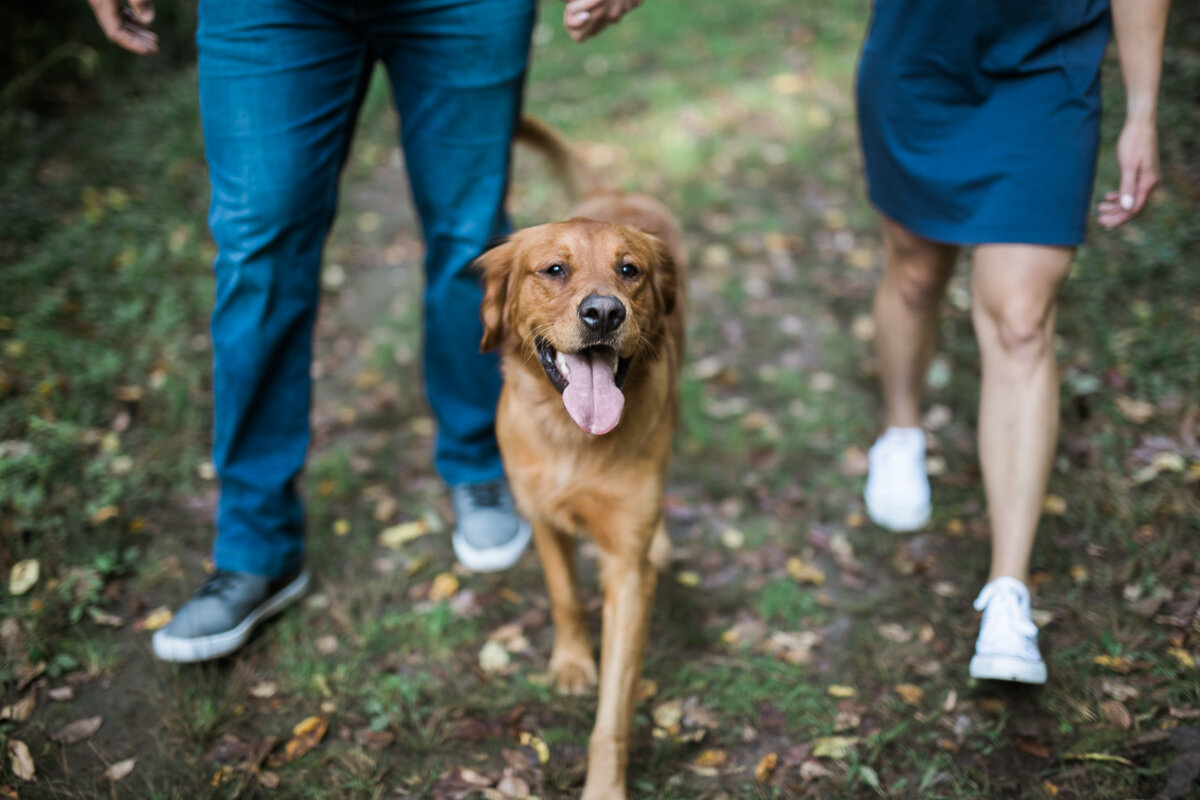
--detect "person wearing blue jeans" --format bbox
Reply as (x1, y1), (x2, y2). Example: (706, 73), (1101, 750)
(88, 0), (642, 663)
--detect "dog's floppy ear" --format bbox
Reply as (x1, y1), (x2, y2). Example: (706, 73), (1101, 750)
(649, 235), (678, 317)
(477, 236), (517, 352)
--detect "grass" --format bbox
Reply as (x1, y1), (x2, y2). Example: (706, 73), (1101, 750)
(2, 0), (1199, 798)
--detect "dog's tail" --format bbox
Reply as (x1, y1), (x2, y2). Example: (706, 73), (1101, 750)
(515, 115), (613, 201)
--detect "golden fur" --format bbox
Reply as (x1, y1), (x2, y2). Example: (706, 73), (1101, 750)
(476, 116), (686, 800)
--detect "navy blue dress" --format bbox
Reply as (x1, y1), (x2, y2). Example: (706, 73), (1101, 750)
(857, 0), (1111, 246)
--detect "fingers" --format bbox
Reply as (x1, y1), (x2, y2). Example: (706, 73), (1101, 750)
(563, 0), (639, 42)
(87, 0), (159, 54)
(128, 0), (156, 25)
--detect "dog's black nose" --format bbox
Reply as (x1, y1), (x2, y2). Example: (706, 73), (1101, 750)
(578, 294), (626, 335)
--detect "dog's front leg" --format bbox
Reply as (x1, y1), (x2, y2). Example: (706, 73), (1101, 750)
(531, 520), (597, 694)
(581, 548), (657, 800)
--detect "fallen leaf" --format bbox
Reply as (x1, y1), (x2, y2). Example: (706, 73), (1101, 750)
(694, 749), (728, 768)
(1101, 700), (1132, 730)
(942, 689), (957, 713)
(1115, 396), (1156, 424)
(812, 736), (858, 759)
(7, 741), (34, 781)
(827, 685), (856, 698)
(519, 732), (550, 764)
(134, 606), (173, 632)
(459, 768), (493, 787)
(104, 758), (136, 782)
(87, 608), (124, 627)
(90, 505), (120, 524)
(48, 687), (73, 702)
(786, 557), (826, 585)
(799, 759), (832, 781)
(428, 572), (459, 601)
(1043, 780), (1060, 796)
(755, 752), (778, 782)
(495, 772), (530, 797)
(833, 710), (861, 732)
(635, 678), (659, 702)
(9, 559), (39, 596)
(720, 528), (745, 550)
(1042, 495), (1067, 516)
(379, 520), (428, 549)
(676, 571), (701, 587)
(1069, 565), (1089, 583)
(1168, 647), (1195, 669)
(269, 716), (327, 766)
(877, 623), (912, 643)
(895, 684), (924, 707)
(479, 640), (511, 673)
(250, 681), (279, 699)
(0, 695), (35, 723)
(257, 771), (280, 789)
(1062, 752), (1135, 767)
(653, 698), (684, 731)
(50, 716), (103, 745)
(979, 698), (1006, 714)
(1015, 736), (1050, 759)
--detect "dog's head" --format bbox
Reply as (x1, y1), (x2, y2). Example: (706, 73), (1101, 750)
(478, 218), (677, 436)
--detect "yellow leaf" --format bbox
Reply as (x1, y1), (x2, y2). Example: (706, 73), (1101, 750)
(771, 73), (804, 95)
(9, 559), (39, 596)
(1042, 495), (1067, 516)
(755, 752), (779, 782)
(676, 571), (701, 587)
(90, 505), (120, 525)
(519, 732), (550, 764)
(812, 736), (858, 760)
(134, 606), (173, 632)
(1069, 565), (1089, 583)
(1093, 654), (1128, 671)
(333, 519), (350, 537)
(211, 765), (234, 786)
(694, 749), (727, 768)
(827, 685), (856, 698)
(268, 716), (328, 766)
(1168, 647), (1196, 669)
(895, 684), (924, 707)
(428, 572), (459, 601)
(652, 699), (684, 731)
(786, 557), (826, 586)
(1062, 752), (1135, 767)
(635, 678), (659, 702)
(1043, 780), (1059, 796)
(379, 520), (429, 549)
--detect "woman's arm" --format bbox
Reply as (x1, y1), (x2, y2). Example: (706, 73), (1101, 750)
(1097, 0), (1171, 229)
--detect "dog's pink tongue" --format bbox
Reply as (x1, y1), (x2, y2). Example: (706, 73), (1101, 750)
(561, 350), (624, 435)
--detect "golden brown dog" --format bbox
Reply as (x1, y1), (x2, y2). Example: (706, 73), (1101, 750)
(477, 117), (685, 800)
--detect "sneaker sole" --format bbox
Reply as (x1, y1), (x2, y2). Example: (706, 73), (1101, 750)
(151, 568), (312, 663)
(864, 491), (931, 533)
(969, 653), (1047, 684)
(452, 520), (531, 573)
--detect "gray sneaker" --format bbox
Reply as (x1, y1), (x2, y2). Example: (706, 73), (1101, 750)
(450, 480), (531, 572)
(151, 568), (310, 663)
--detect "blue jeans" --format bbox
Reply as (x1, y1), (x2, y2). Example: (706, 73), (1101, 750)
(198, 0), (536, 577)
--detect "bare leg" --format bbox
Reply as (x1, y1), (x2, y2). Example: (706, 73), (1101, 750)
(530, 521), (596, 694)
(970, 245), (1074, 584)
(874, 217), (960, 427)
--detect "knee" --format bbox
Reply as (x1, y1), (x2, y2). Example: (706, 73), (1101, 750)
(974, 294), (1055, 361)
(209, 173), (333, 258)
(886, 256), (949, 313)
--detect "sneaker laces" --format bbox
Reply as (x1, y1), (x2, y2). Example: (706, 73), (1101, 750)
(871, 428), (925, 472)
(463, 481), (505, 510)
(195, 570), (239, 599)
(974, 577), (1038, 640)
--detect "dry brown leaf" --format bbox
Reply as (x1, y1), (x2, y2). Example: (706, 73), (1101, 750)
(894, 684), (924, 707)
(1115, 396), (1155, 424)
(50, 716), (102, 744)
(652, 698), (684, 731)
(754, 752), (779, 782)
(269, 716), (327, 766)
(87, 608), (124, 627)
(479, 640), (510, 673)
(635, 678), (659, 702)
(1100, 700), (1132, 730)
(250, 681), (279, 699)
(257, 770), (280, 789)
(495, 772), (530, 797)
(104, 758), (136, 782)
(833, 710), (861, 732)
(0, 694), (35, 723)
(48, 687), (73, 702)
(877, 623), (912, 643)
(9, 560), (39, 596)
(979, 698), (1006, 714)
(786, 557), (826, 586)
(7, 740), (34, 781)
(459, 768), (493, 787)
(941, 689), (957, 713)
(1015, 737), (1050, 759)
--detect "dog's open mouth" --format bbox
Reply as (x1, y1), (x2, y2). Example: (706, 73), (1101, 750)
(536, 337), (632, 435)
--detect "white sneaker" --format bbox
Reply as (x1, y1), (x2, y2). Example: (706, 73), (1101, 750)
(968, 577), (1047, 684)
(864, 427), (931, 532)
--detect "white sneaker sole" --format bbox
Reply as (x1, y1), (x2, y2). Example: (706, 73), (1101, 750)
(864, 490), (931, 533)
(151, 569), (311, 663)
(969, 653), (1047, 684)
(452, 520), (531, 573)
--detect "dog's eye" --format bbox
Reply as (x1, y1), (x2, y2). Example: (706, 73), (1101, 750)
(544, 263), (566, 278)
(619, 263), (640, 279)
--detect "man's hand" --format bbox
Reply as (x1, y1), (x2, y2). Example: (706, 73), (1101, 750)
(1097, 116), (1159, 229)
(87, 0), (159, 55)
(563, 0), (642, 43)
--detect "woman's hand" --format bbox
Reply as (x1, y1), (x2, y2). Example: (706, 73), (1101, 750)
(1097, 115), (1159, 229)
(86, 0), (158, 55)
(563, 0), (642, 43)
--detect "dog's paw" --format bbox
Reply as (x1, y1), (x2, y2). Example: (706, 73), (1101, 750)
(549, 650), (598, 695)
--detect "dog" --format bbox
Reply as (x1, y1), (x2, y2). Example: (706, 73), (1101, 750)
(477, 116), (685, 800)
